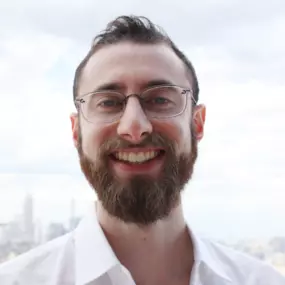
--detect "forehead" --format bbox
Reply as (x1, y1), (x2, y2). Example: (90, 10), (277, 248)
(79, 42), (190, 95)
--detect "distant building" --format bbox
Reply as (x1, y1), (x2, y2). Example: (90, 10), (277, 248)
(69, 197), (81, 231)
(0, 224), (7, 245)
(22, 193), (35, 244)
(46, 223), (67, 241)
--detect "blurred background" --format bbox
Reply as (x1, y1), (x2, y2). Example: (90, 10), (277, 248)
(0, 0), (284, 274)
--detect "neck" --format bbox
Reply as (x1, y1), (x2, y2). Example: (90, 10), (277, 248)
(96, 201), (194, 285)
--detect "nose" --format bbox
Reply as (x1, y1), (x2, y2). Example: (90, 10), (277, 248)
(117, 97), (153, 144)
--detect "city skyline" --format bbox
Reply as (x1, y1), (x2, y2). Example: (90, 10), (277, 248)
(1, 192), (284, 276)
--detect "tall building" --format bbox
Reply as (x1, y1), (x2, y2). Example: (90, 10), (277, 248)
(69, 197), (80, 231)
(22, 193), (34, 243)
(0, 224), (7, 244)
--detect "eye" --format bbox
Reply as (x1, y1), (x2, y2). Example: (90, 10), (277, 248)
(151, 97), (170, 104)
(91, 92), (125, 109)
(99, 99), (122, 107)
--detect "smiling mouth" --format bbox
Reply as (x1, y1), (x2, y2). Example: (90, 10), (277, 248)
(111, 150), (165, 164)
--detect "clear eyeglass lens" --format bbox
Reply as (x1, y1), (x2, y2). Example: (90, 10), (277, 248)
(80, 86), (188, 123)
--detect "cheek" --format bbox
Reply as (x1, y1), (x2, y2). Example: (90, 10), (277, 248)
(81, 129), (98, 158)
(80, 121), (116, 158)
(152, 118), (191, 153)
(179, 124), (192, 153)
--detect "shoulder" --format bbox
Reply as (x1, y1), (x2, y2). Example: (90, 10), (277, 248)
(0, 232), (74, 285)
(200, 237), (285, 284)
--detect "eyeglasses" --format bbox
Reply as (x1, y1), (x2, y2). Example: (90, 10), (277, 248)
(75, 84), (195, 123)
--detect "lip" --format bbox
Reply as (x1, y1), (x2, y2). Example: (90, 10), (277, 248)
(109, 148), (166, 179)
(111, 147), (164, 154)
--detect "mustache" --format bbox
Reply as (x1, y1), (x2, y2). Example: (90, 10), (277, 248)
(98, 133), (176, 155)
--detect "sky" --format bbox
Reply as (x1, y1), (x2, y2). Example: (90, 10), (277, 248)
(0, 0), (284, 241)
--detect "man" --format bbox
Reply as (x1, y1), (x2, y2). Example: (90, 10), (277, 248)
(0, 15), (284, 285)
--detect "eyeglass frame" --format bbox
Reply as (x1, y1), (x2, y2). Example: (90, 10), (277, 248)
(74, 84), (197, 123)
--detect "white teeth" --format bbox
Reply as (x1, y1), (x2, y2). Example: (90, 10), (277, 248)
(114, 151), (159, 163)
(123, 153), (128, 161)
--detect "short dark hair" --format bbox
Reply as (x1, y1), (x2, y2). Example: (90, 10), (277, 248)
(73, 15), (199, 103)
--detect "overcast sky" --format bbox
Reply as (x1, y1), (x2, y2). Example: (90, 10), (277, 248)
(0, 0), (284, 241)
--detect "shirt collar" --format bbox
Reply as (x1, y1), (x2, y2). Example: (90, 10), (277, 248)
(188, 223), (233, 283)
(74, 204), (232, 285)
(73, 205), (120, 285)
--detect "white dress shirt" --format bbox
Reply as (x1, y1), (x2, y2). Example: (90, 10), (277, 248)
(0, 205), (284, 285)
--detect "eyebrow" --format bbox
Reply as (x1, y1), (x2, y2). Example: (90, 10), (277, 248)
(144, 79), (175, 88)
(91, 79), (176, 93)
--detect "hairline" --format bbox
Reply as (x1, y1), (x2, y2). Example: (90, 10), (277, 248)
(73, 41), (197, 103)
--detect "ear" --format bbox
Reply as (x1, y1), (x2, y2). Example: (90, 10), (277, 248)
(192, 104), (206, 141)
(70, 112), (79, 148)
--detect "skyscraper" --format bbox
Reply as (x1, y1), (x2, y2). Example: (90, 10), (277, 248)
(22, 193), (34, 243)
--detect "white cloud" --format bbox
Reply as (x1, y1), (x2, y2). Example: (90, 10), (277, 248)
(0, 33), (80, 172)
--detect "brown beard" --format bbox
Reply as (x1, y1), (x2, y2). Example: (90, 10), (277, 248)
(77, 129), (198, 226)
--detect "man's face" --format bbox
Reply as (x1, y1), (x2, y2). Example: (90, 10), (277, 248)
(71, 42), (206, 225)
